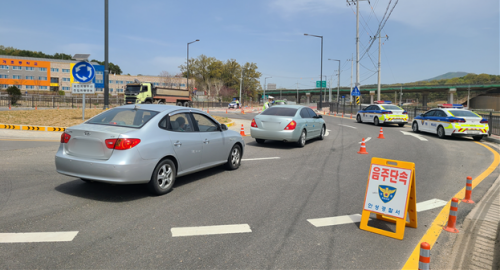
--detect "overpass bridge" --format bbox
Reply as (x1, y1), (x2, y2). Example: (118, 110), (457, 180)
(265, 83), (500, 107)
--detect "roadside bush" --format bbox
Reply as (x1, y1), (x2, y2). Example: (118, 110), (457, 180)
(6, 86), (21, 104)
(58, 90), (65, 96)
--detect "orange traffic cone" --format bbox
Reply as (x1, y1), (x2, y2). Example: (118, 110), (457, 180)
(240, 124), (246, 136)
(35, 105), (37, 110)
(323, 111), (326, 115)
(358, 138), (368, 154)
(9, 103), (11, 110)
(350, 113), (353, 119)
(226, 109), (228, 114)
(342, 112), (344, 118)
(377, 127), (385, 139)
(207, 108), (209, 113)
(328, 111), (330, 116)
(241, 109), (245, 114)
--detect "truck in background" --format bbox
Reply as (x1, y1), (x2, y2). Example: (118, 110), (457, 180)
(124, 82), (192, 107)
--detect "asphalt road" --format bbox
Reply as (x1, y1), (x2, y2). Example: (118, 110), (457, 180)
(0, 113), (498, 269)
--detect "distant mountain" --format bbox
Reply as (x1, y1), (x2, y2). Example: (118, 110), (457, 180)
(423, 72), (469, 82)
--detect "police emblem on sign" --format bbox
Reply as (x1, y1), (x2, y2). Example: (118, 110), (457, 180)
(378, 185), (397, 203)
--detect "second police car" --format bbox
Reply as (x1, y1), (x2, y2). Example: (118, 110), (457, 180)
(356, 101), (408, 127)
(412, 104), (489, 141)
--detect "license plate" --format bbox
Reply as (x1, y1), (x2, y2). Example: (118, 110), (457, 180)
(393, 119), (402, 122)
(467, 131), (480, 134)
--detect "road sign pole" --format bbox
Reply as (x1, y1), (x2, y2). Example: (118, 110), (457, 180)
(82, 93), (85, 120)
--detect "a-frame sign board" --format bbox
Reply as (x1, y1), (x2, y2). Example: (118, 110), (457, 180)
(360, 157), (417, 240)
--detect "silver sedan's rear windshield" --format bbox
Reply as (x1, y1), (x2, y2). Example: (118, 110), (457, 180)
(448, 110), (479, 117)
(261, 107), (298, 116)
(86, 108), (159, 128)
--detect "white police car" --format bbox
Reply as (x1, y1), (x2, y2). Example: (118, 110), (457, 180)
(356, 101), (408, 127)
(412, 104), (489, 141)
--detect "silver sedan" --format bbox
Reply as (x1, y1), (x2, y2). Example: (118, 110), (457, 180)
(55, 104), (245, 195)
(250, 105), (326, 147)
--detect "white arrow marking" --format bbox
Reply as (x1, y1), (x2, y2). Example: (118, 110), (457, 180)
(325, 129), (330, 136)
(338, 124), (357, 129)
(416, 199), (448, 212)
(0, 231), (78, 243)
(359, 137), (371, 144)
(242, 157), (280, 161)
(171, 224), (251, 237)
(308, 214), (368, 227)
(400, 131), (428, 141)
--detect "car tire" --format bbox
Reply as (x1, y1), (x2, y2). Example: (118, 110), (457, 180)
(473, 135), (484, 141)
(356, 114), (362, 123)
(398, 123), (405, 127)
(144, 101), (152, 104)
(176, 102), (183, 106)
(226, 144), (242, 170)
(374, 117), (380, 126)
(148, 159), (176, 195)
(256, 139), (265, 144)
(296, 130), (306, 147)
(183, 102), (190, 107)
(80, 178), (95, 183)
(437, 126), (446, 139)
(412, 121), (419, 133)
(319, 125), (325, 140)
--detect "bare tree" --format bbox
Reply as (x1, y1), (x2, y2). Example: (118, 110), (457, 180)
(159, 71), (174, 87)
(212, 79), (224, 101)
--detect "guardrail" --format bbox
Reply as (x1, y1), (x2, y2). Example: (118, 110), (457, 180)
(477, 112), (500, 136)
(0, 96), (124, 108)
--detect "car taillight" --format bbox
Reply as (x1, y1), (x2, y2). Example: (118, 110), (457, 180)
(381, 111), (393, 114)
(480, 119), (488, 123)
(251, 119), (258, 128)
(448, 118), (466, 123)
(60, 132), (71, 143)
(105, 138), (141, 150)
(284, 120), (297, 130)
(402, 111), (408, 114)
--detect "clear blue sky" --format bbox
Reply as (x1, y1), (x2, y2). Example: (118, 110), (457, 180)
(1, 0), (498, 90)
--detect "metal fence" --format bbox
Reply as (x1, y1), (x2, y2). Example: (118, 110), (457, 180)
(191, 101), (230, 109)
(477, 112), (500, 136)
(1, 95), (124, 108)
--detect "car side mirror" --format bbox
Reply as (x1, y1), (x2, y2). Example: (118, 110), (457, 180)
(419, 114), (424, 117)
(220, 124), (228, 131)
(316, 115), (322, 118)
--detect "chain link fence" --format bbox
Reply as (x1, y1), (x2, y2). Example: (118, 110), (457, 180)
(0, 95), (124, 108)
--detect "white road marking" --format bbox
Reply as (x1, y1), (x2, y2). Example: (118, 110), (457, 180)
(171, 224), (252, 237)
(307, 214), (369, 227)
(400, 131), (428, 141)
(338, 124), (357, 129)
(242, 157), (280, 161)
(416, 199), (448, 212)
(0, 231), (79, 243)
(325, 129), (331, 136)
(359, 137), (372, 144)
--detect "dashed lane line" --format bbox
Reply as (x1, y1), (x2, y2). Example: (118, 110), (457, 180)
(338, 124), (357, 129)
(308, 199), (449, 228)
(241, 157), (280, 161)
(358, 137), (372, 144)
(0, 231), (78, 243)
(171, 224), (252, 237)
(400, 131), (428, 141)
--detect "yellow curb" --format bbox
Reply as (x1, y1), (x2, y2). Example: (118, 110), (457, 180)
(0, 123), (66, 132)
(226, 121), (235, 127)
(402, 142), (500, 269)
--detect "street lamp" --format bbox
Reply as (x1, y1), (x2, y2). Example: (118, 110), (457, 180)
(304, 33), (323, 109)
(264, 76), (271, 103)
(328, 59), (340, 103)
(187, 39), (200, 94)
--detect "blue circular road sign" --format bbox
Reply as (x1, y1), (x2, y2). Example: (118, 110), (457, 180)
(72, 61), (95, 83)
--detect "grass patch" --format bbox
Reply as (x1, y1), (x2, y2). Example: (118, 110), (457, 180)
(0, 108), (233, 127)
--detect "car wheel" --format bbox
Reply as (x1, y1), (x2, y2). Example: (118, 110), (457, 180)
(148, 159), (176, 195)
(226, 144), (242, 170)
(176, 102), (183, 106)
(473, 135), (484, 141)
(144, 101), (152, 104)
(437, 126), (446, 139)
(374, 117), (380, 126)
(398, 123), (405, 127)
(356, 114), (362, 123)
(296, 130), (306, 147)
(412, 121), (419, 133)
(183, 102), (190, 107)
(319, 125), (325, 140)
(256, 139), (265, 144)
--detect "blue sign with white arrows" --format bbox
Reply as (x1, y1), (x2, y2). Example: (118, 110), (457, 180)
(72, 61), (95, 83)
(352, 86), (361, 96)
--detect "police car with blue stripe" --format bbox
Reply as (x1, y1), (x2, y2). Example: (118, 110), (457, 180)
(356, 101), (408, 127)
(412, 104), (489, 141)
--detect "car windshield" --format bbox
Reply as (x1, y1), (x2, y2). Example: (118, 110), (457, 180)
(448, 110), (480, 117)
(275, 101), (286, 105)
(381, 105), (402, 110)
(86, 108), (159, 128)
(124, 85), (141, 94)
(261, 107), (297, 116)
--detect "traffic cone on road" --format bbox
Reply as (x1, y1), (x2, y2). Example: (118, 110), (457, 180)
(226, 109), (228, 114)
(241, 109), (245, 114)
(419, 242), (431, 270)
(240, 124), (246, 136)
(328, 111), (330, 116)
(35, 105), (37, 110)
(323, 111), (326, 115)
(377, 127), (385, 139)
(444, 198), (460, 233)
(207, 108), (209, 113)
(9, 103), (11, 110)
(462, 176), (475, 204)
(350, 113), (353, 119)
(358, 138), (369, 154)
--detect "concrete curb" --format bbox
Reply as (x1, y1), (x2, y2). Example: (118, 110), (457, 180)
(484, 135), (500, 144)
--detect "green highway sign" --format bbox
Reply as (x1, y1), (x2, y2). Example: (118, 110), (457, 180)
(316, 81), (326, 88)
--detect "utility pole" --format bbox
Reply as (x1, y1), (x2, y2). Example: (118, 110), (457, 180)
(375, 33), (388, 101)
(467, 85), (470, 109)
(104, 0), (109, 109)
(347, 0), (368, 107)
(400, 86), (403, 106)
(296, 81), (299, 104)
(350, 54), (353, 103)
(264, 76), (271, 103)
(239, 69), (243, 106)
